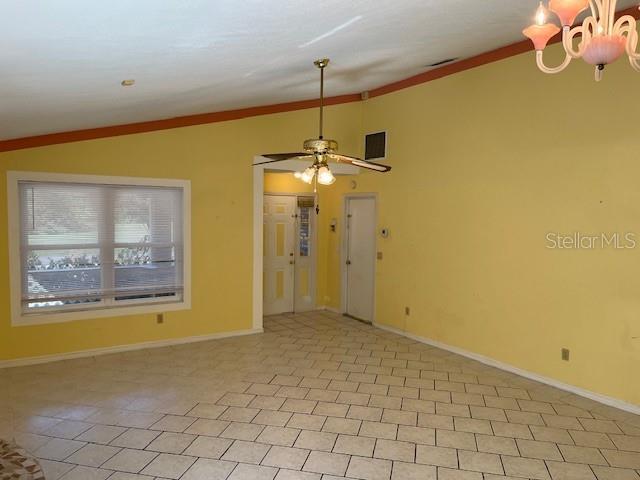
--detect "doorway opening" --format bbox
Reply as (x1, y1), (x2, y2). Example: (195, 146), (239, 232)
(263, 193), (317, 315)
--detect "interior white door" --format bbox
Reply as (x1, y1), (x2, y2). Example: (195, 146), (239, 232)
(264, 195), (296, 315)
(345, 196), (376, 322)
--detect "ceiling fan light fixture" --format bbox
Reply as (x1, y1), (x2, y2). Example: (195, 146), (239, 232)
(300, 167), (316, 184)
(317, 166), (336, 185)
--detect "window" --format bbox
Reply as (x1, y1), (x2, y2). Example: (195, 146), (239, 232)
(8, 172), (190, 325)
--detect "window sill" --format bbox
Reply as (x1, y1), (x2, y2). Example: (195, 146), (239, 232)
(11, 299), (191, 327)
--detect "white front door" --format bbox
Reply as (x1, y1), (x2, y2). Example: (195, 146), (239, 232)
(264, 195), (296, 315)
(345, 196), (376, 322)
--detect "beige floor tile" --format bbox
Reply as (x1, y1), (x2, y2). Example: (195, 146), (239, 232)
(220, 421), (264, 441)
(287, 413), (326, 431)
(437, 466), (483, 480)
(418, 412), (454, 430)
(437, 403), (471, 418)
(313, 402), (349, 418)
(347, 405), (383, 422)
(274, 469), (321, 480)
(102, 448), (158, 473)
(110, 428), (160, 449)
(516, 438), (563, 461)
(256, 426), (301, 447)
(294, 430), (337, 451)
(43, 420), (92, 439)
(559, 444), (608, 465)
(346, 456), (393, 480)
(437, 429), (477, 451)
(491, 421), (534, 439)
(302, 450), (350, 476)
(39, 459), (75, 480)
(382, 409), (417, 426)
(391, 461), (436, 480)
(476, 434), (519, 456)
(140, 452), (197, 479)
(454, 417), (492, 435)
(322, 416), (361, 435)
(262, 445), (310, 469)
(374, 438), (415, 462)
(146, 431), (196, 454)
(580, 418), (623, 434)
(369, 395), (402, 410)
(65, 443), (120, 466)
(150, 414), (196, 432)
(530, 425), (574, 445)
(181, 458), (237, 480)
(359, 421), (398, 440)
(546, 460), (596, 480)
(221, 439), (270, 464)
(570, 430), (616, 448)
(415, 444), (458, 468)
(76, 424), (127, 444)
(220, 406), (260, 423)
(602, 450), (640, 469)
(218, 393), (255, 408)
(187, 403), (228, 419)
(611, 435), (640, 453)
(458, 450), (504, 475)
(333, 434), (376, 456)
(58, 465), (111, 480)
(250, 396), (287, 410)
(185, 418), (231, 436)
(228, 463), (278, 480)
(501, 455), (551, 480)
(34, 437), (86, 460)
(396, 425), (434, 445)
(542, 414), (584, 430)
(183, 435), (233, 459)
(253, 410), (293, 427)
(591, 465), (640, 480)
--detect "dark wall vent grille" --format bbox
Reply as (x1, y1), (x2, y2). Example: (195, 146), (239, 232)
(365, 131), (386, 160)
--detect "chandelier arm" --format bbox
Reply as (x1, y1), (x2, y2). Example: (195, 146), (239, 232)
(629, 57), (640, 72)
(536, 50), (572, 74)
(607, 0), (617, 34)
(562, 25), (587, 58)
(615, 16), (640, 60)
(588, 0), (602, 19)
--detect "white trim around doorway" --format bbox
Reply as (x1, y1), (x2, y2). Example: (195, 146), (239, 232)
(252, 158), (359, 331)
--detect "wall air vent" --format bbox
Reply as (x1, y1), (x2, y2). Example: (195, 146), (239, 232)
(364, 131), (387, 161)
(427, 57), (459, 68)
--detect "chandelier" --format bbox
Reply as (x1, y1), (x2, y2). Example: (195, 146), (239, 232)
(523, 0), (640, 81)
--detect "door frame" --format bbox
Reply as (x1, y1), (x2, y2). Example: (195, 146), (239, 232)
(263, 192), (318, 313)
(252, 157), (359, 330)
(341, 193), (378, 323)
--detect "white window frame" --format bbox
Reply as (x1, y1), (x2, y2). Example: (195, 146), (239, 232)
(7, 171), (191, 327)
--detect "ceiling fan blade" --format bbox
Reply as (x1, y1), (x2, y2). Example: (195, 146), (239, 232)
(253, 153), (312, 166)
(330, 154), (392, 172)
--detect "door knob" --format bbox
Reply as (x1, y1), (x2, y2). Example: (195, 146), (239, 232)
(346, 260), (352, 265)
(290, 260), (295, 265)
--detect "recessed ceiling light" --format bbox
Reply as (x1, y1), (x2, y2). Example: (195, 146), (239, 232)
(121, 79), (135, 87)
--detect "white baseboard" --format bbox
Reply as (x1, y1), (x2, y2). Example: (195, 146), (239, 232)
(373, 322), (640, 416)
(0, 327), (263, 369)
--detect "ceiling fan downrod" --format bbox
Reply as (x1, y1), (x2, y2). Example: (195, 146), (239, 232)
(314, 58), (329, 140)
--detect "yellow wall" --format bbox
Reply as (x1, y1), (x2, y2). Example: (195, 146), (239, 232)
(0, 103), (363, 361)
(353, 45), (640, 406)
(2, 43), (639, 406)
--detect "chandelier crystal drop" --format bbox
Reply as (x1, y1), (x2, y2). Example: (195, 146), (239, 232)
(523, 0), (640, 81)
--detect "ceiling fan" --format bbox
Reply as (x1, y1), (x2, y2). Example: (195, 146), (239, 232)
(253, 58), (392, 188)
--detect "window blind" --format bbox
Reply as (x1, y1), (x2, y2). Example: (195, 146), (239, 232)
(19, 181), (184, 312)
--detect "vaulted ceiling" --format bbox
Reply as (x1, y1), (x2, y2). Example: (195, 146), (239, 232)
(2, 0), (637, 139)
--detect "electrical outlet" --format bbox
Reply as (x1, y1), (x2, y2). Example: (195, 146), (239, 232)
(561, 348), (570, 361)
(405, 307), (410, 316)
(157, 313), (164, 324)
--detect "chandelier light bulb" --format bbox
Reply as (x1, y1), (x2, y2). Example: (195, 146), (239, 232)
(293, 172), (303, 179)
(317, 166), (336, 186)
(536, 2), (548, 26)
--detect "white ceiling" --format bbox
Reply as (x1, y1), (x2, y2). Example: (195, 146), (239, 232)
(2, 1), (637, 140)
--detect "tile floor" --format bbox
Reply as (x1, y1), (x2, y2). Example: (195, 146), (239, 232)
(1, 311), (639, 480)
